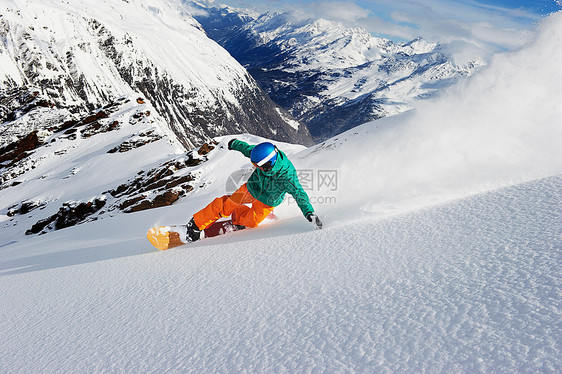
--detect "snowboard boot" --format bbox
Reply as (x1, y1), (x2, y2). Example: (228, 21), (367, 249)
(185, 217), (201, 242)
(224, 212), (245, 232)
(223, 220), (245, 233)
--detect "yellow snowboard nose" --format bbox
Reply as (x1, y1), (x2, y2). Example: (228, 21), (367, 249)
(146, 226), (185, 250)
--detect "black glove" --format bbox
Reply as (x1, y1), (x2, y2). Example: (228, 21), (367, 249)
(306, 212), (322, 229)
(227, 138), (236, 150)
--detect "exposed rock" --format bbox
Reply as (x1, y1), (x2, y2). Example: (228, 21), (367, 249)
(119, 195), (146, 211)
(26, 198), (106, 235)
(131, 110), (151, 124)
(0, 131), (42, 166)
(0, 88), (55, 124)
(7, 200), (46, 217)
(107, 154), (201, 199)
(51, 108), (115, 134)
(197, 141), (217, 155)
(125, 190), (182, 213)
(54, 119), (79, 133)
(81, 110), (109, 125)
(107, 130), (162, 153)
(124, 199), (153, 213)
(80, 119), (120, 138)
(164, 175), (193, 189)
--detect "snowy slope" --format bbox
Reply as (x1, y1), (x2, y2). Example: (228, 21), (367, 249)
(1, 9), (561, 374)
(1, 172), (560, 373)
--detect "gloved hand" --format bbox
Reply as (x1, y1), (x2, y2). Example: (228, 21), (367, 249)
(306, 212), (323, 229)
(227, 138), (236, 150)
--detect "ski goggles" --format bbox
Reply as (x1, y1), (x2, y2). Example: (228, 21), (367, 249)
(252, 160), (274, 172)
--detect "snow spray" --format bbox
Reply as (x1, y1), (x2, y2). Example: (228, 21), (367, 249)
(327, 12), (562, 214)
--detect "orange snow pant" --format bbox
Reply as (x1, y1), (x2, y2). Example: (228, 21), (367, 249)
(193, 183), (274, 230)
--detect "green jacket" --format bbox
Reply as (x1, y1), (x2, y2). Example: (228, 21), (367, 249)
(230, 139), (314, 218)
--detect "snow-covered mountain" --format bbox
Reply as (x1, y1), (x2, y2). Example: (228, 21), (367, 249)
(189, 2), (485, 140)
(0, 0), (312, 149)
(1, 5), (561, 374)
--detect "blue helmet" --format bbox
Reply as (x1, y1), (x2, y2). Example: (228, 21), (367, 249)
(250, 142), (278, 171)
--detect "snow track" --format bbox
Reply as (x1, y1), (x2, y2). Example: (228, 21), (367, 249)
(1, 175), (560, 372)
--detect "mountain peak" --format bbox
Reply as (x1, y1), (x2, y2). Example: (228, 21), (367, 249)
(1, 0), (312, 149)
(192, 3), (484, 141)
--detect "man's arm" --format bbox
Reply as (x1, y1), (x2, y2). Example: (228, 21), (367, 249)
(283, 168), (322, 229)
(228, 139), (254, 158)
(284, 172), (314, 218)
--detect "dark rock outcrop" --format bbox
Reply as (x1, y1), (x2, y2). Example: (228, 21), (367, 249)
(0, 131), (42, 166)
(107, 130), (163, 153)
(26, 198), (107, 235)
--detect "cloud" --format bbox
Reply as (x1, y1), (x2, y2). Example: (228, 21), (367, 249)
(305, 1), (370, 22)
(297, 0), (542, 57)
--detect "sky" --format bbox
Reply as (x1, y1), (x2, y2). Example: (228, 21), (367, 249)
(207, 0), (562, 58)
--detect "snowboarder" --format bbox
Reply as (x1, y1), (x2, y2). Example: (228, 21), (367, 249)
(185, 139), (322, 242)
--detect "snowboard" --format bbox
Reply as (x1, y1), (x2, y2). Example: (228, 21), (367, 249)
(146, 219), (244, 250)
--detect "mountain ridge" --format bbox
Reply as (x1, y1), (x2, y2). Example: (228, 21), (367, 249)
(0, 0), (312, 149)
(189, 2), (485, 140)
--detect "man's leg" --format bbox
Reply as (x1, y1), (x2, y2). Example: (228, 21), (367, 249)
(193, 184), (254, 230)
(232, 199), (274, 228)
